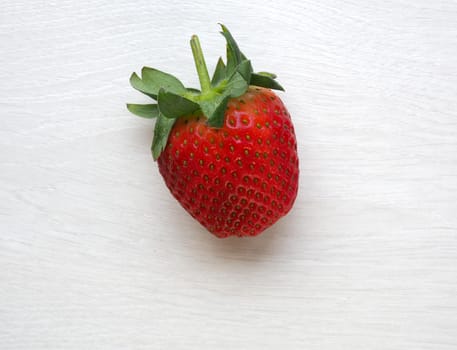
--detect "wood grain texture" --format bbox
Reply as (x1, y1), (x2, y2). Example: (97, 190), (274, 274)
(1, 0), (457, 349)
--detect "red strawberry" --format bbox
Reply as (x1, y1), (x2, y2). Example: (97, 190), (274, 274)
(127, 25), (299, 238)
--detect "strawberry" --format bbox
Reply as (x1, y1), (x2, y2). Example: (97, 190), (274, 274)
(127, 25), (299, 238)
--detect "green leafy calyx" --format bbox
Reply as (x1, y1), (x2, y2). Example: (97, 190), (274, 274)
(127, 24), (284, 160)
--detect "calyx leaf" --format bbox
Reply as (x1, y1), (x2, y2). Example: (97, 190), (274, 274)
(126, 103), (160, 119)
(211, 57), (226, 85)
(219, 23), (243, 75)
(257, 71), (277, 79)
(217, 25), (284, 92)
(250, 73), (284, 91)
(200, 95), (230, 128)
(130, 67), (186, 99)
(151, 113), (176, 160)
(158, 89), (200, 119)
(225, 71), (249, 98)
(236, 60), (252, 84)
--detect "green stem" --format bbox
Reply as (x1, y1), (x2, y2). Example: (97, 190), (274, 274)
(190, 35), (211, 94)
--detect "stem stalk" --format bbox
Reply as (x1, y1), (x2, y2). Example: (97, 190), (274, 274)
(190, 35), (211, 94)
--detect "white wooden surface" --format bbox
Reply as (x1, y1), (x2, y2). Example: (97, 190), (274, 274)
(1, 0), (457, 349)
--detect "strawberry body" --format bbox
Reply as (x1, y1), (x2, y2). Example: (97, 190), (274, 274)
(128, 25), (299, 238)
(158, 87), (299, 237)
